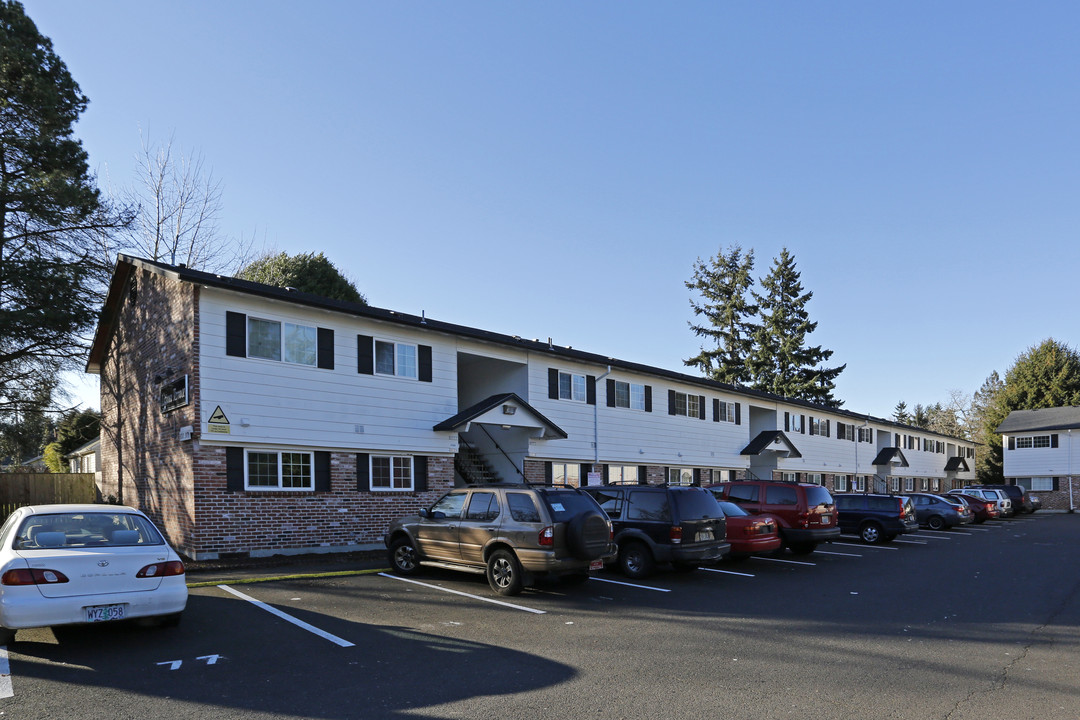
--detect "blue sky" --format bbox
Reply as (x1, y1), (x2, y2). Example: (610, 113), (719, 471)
(27, 1), (1080, 420)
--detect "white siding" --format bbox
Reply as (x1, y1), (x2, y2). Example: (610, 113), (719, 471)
(1003, 431), (1078, 477)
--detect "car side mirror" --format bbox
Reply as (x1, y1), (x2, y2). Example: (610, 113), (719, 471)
(418, 508), (430, 519)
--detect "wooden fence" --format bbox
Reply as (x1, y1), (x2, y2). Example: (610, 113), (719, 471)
(0, 473), (99, 521)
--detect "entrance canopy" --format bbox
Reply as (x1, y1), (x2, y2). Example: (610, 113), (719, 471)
(433, 393), (568, 439)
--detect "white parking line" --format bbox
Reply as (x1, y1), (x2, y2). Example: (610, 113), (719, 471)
(218, 584), (357, 645)
(909, 533), (955, 540)
(893, 539), (928, 545)
(700, 567), (755, 577)
(963, 526), (992, 532)
(0, 646), (12, 699)
(588, 576), (671, 593)
(815, 550), (862, 557)
(377, 573), (550, 611)
(832, 541), (899, 551)
(752, 557), (816, 566)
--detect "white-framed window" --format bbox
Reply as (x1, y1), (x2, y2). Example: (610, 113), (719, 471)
(930, 478), (940, 492)
(371, 455), (414, 491)
(608, 465), (639, 485)
(1028, 477), (1054, 491)
(558, 372), (587, 402)
(718, 401), (736, 423)
(613, 381), (646, 410)
(904, 477), (914, 492)
(834, 475), (848, 491)
(781, 472), (798, 483)
(246, 450), (313, 491)
(838, 424), (855, 441)
(672, 392), (699, 418)
(806, 473), (823, 486)
(247, 318), (318, 366)
(375, 340), (417, 379)
(790, 414), (804, 433)
(890, 477), (901, 493)
(668, 467), (693, 486)
(552, 462), (581, 487)
(918, 478), (929, 491)
(858, 426), (872, 443)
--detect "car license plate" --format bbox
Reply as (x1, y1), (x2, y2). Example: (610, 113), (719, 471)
(85, 604), (126, 623)
(820, 515), (831, 524)
(696, 530), (714, 542)
(589, 560), (603, 571)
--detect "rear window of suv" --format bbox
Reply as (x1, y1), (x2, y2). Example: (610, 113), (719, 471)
(804, 486), (834, 507)
(540, 490), (600, 522)
(727, 484), (759, 502)
(867, 496), (897, 512)
(765, 486), (798, 505)
(672, 489), (724, 519)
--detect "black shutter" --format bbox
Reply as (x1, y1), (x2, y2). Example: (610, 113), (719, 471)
(418, 345), (433, 382)
(692, 468), (701, 487)
(837, 422), (845, 440)
(1053, 476), (1060, 490)
(548, 369), (559, 399)
(544, 462), (553, 486)
(735, 403), (741, 425)
(1051, 434), (1059, 448)
(357, 335), (374, 375)
(784, 412), (790, 431)
(825, 420), (830, 438)
(226, 312), (246, 357)
(587, 376), (597, 405)
(602, 465), (610, 484)
(809, 417), (816, 436)
(356, 453), (370, 492)
(314, 451), (331, 491)
(1008, 437), (1015, 450)
(644, 386), (652, 412)
(414, 456), (428, 491)
(580, 464), (591, 484)
(607, 379), (616, 408)
(800, 415), (805, 434)
(317, 328), (334, 370)
(226, 447), (244, 491)
(668, 390), (677, 416)
(713, 399), (720, 423)
(698, 395), (706, 420)
(638, 466), (648, 485)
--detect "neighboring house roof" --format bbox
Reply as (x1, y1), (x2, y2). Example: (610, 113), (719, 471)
(740, 431), (802, 458)
(996, 407), (1080, 434)
(871, 448), (910, 467)
(64, 437), (101, 460)
(88, 255), (974, 443)
(433, 393), (568, 439)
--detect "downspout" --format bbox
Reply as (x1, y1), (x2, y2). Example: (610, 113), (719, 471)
(1069, 429), (1074, 513)
(594, 366), (613, 471)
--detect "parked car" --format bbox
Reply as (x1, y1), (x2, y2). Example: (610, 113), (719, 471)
(832, 493), (918, 543)
(386, 484), (615, 596)
(709, 480), (839, 555)
(0, 504), (188, 644)
(708, 497), (781, 559)
(1030, 493), (1042, 512)
(908, 493), (973, 530)
(945, 492), (999, 523)
(581, 485), (730, 578)
(959, 488), (1013, 517)
(966, 484), (1035, 514)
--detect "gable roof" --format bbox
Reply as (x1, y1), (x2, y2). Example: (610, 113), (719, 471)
(433, 393), (567, 438)
(740, 431), (802, 458)
(996, 407), (1080, 434)
(871, 447), (910, 467)
(944, 456), (970, 472)
(87, 255), (974, 444)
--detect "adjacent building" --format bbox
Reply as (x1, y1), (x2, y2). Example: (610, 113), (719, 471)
(87, 255), (978, 559)
(997, 407), (1080, 511)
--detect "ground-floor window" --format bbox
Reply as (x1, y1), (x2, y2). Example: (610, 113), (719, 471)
(1017, 477), (1054, 491)
(371, 455), (414, 491)
(608, 465), (639, 485)
(930, 478), (940, 492)
(834, 475), (848, 492)
(904, 478), (914, 492)
(668, 467), (693, 486)
(781, 472), (798, 483)
(806, 473), (823, 486)
(552, 462), (581, 487)
(246, 450), (313, 490)
(890, 478), (900, 493)
(854, 475), (866, 492)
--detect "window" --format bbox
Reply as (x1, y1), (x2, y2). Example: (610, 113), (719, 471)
(806, 473), (823, 486)
(375, 340), (417, 379)
(613, 381), (646, 410)
(552, 463), (580, 487)
(430, 491), (467, 519)
(904, 478), (914, 492)
(246, 450), (313, 490)
(506, 493), (541, 522)
(371, 455), (414, 491)
(834, 475), (848, 491)
(890, 478), (900, 493)
(667, 467), (693, 486)
(858, 426), (872, 443)
(854, 475), (866, 492)
(728, 484), (759, 502)
(1030, 477), (1054, 491)
(608, 466), (639, 485)
(790, 414), (804, 433)
(465, 492), (500, 521)
(781, 472), (798, 483)
(557, 372), (586, 402)
(838, 424), (855, 441)
(246, 318), (318, 366)
(765, 485), (798, 505)
(671, 392), (700, 418)
(930, 479), (940, 492)
(719, 401), (736, 423)
(919, 478), (928, 491)
(627, 491), (671, 521)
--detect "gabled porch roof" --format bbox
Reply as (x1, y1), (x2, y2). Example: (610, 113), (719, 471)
(740, 430), (802, 458)
(433, 393), (568, 439)
(872, 447), (910, 467)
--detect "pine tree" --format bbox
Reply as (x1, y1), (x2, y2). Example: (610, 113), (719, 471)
(893, 401), (911, 424)
(747, 248), (845, 406)
(684, 245), (758, 385)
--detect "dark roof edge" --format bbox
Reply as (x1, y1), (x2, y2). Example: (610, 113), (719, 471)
(94, 255), (973, 443)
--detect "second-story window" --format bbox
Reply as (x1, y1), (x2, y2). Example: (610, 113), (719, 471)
(559, 372), (587, 402)
(375, 340), (417, 378)
(248, 318), (317, 366)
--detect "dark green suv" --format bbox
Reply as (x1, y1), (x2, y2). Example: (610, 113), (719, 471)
(385, 484), (615, 596)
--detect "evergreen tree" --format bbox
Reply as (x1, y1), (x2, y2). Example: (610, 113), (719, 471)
(746, 248), (845, 406)
(893, 401), (911, 424)
(237, 251), (366, 304)
(979, 339), (1080, 482)
(970, 371), (1004, 479)
(684, 245), (758, 385)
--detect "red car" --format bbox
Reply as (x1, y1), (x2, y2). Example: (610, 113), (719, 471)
(947, 493), (999, 524)
(710, 495), (782, 559)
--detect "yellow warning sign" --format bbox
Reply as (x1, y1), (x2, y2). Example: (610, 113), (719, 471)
(208, 406), (229, 425)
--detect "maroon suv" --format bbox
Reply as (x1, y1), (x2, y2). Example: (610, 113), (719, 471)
(710, 480), (839, 555)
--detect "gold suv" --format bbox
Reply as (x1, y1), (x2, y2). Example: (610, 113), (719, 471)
(385, 484), (615, 596)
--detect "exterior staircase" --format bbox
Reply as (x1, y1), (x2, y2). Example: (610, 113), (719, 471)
(455, 440), (501, 485)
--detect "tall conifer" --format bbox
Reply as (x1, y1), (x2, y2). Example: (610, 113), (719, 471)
(684, 245), (758, 385)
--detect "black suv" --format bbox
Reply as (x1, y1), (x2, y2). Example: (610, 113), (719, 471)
(581, 485), (730, 578)
(385, 484), (615, 596)
(833, 493), (918, 544)
(966, 484), (1035, 514)
(711, 480), (839, 555)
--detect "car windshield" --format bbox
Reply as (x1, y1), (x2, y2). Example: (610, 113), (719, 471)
(804, 486), (834, 507)
(540, 490), (602, 522)
(716, 500), (748, 517)
(672, 489), (723, 519)
(13, 512), (165, 550)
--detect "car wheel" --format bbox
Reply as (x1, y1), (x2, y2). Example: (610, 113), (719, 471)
(618, 541), (655, 579)
(859, 522), (883, 544)
(787, 542), (817, 555)
(486, 549), (524, 596)
(389, 536), (419, 575)
(927, 516), (945, 531)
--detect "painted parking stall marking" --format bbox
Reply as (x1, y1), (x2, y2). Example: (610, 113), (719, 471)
(586, 576), (671, 593)
(700, 566), (755, 578)
(0, 646), (12, 699)
(752, 556), (817, 566)
(378, 573), (550, 611)
(832, 541), (899, 551)
(815, 549), (862, 557)
(218, 584), (356, 645)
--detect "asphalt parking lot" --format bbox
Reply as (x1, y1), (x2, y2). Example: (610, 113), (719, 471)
(1, 513), (1078, 720)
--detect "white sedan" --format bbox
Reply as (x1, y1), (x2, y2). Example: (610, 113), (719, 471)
(0, 504), (188, 643)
